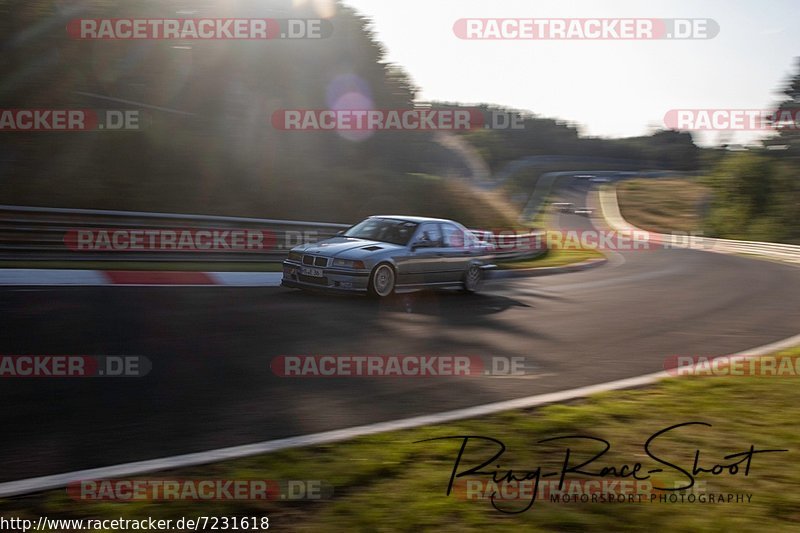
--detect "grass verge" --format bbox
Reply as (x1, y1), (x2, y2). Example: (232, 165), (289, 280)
(496, 247), (605, 270)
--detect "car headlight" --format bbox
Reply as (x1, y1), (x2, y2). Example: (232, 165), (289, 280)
(332, 258), (365, 269)
(287, 251), (302, 262)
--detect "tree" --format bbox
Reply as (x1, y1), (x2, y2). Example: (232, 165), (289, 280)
(764, 57), (800, 159)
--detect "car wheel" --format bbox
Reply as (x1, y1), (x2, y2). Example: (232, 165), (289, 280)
(463, 264), (482, 293)
(369, 263), (396, 297)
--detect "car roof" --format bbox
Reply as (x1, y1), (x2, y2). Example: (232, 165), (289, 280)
(369, 215), (456, 224)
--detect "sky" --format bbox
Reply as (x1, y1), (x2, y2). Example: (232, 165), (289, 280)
(342, 0), (800, 146)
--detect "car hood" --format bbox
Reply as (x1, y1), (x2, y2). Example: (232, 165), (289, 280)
(294, 237), (404, 258)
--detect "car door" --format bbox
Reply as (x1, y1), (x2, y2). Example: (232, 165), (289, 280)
(440, 223), (473, 282)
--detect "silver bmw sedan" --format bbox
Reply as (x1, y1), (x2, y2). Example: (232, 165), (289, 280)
(281, 215), (494, 297)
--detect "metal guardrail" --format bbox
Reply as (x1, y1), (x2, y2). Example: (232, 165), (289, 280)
(0, 205), (545, 264)
(597, 189), (800, 265)
(676, 236), (800, 263)
(0, 205), (349, 263)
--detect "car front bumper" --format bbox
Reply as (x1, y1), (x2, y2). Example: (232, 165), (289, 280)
(282, 261), (370, 293)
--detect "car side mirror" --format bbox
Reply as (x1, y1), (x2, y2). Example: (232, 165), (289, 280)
(336, 230), (345, 236)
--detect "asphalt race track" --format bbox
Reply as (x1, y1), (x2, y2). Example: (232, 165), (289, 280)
(2, 177), (799, 482)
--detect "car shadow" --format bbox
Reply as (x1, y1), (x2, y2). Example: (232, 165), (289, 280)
(283, 286), (532, 317)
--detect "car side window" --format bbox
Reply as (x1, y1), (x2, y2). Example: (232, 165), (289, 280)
(441, 223), (465, 248)
(463, 229), (480, 248)
(416, 223), (443, 247)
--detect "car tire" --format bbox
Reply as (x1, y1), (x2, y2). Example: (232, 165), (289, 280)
(368, 263), (396, 298)
(462, 264), (482, 293)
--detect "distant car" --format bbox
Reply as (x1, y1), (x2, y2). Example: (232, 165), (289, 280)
(573, 207), (594, 216)
(574, 174), (595, 180)
(282, 216), (493, 297)
(552, 202), (574, 213)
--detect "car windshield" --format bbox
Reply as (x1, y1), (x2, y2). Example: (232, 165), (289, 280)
(343, 218), (419, 245)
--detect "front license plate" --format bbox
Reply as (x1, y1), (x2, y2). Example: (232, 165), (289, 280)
(301, 267), (324, 277)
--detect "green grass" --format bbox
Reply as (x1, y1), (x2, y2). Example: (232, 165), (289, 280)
(617, 178), (710, 235)
(6, 349), (798, 531)
(0, 261), (282, 272)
